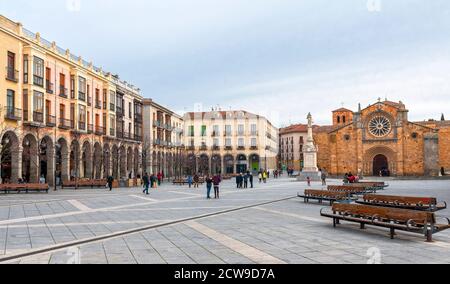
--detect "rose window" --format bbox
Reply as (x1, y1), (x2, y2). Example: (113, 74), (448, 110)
(369, 116), (392, 137)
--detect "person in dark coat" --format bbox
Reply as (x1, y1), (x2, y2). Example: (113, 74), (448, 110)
(142, 173), (150, 195)
(107, 175), (114, 191)
(205, 175), (213, 199)
(247, 172), (254, 188)
(213, 175), (221, 199)
(236, 175), (240, 188)
(243, 173), (248, 189)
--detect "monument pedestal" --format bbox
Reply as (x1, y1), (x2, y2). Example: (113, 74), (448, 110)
(297, 112), (321, 182)
(297, 171), (321, 181)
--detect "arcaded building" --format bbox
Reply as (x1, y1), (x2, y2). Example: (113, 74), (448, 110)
(314, 99), (450, 177)
(183, 110), (279, 175)
(0, 15), (143, 186)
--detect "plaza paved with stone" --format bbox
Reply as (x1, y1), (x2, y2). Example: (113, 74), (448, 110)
(0, 177), (450, 264)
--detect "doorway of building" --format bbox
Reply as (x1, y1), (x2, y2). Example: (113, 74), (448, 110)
(373, 154), (389, 176)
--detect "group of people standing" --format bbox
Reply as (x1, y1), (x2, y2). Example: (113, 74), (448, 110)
(141, 172), (165, 194)
(235, 172), (254, 189)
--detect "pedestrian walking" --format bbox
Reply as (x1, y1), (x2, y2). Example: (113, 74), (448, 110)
(258, 171), (263, 183)
(213, 174), (221, 199)
(249, 172), (254, 188)
(321, 169), (327, 186)
(187, 175), (193, 188)
(236, 174), (241, 188)
(307, 176), (311, 187)
(142, 172), (150, 195)
(263, 171), (267, 183)
(243, 173), (248, 189)
(107, 175), (114, 191)
(206, 175), (213, 199)
(157, 172), (162, 186)
(193, 174), (200, 188)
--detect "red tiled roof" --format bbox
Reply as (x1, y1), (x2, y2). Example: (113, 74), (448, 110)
(279, 124), (308, 134)
(332, 108), (353, 113)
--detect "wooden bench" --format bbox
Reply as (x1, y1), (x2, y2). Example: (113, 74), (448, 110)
(173, 179), (188, 185)
(350, 181), (389, 191)
(356, 194), (447, 212)
(61, 179), (107, 189)
(321, 203), (450, 242)
(298, 190), (356, 205)
(0, 183), (49, 194)
(327, 185), (374, 195)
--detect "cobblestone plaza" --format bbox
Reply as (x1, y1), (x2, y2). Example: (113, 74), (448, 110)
(0, 177), (449, 264)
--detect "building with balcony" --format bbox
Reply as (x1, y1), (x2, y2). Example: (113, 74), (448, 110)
(142, 99), (183, 177)
(182, 110), (279, 175)
(0, 15), (143, 186)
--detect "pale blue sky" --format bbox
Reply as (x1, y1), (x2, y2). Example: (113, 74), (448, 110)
(1, 0), (450, 125)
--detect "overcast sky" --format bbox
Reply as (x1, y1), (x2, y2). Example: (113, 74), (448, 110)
(1, 0), (450, 126)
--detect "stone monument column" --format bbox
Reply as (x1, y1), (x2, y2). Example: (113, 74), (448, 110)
(298, 113), (321, 181)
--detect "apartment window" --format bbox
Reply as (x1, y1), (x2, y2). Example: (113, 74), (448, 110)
(33, 91), (44, 112)
(79, 105), (86, 130)
(110, 91), (115, 111)
(251, 124), (257, 135)
(238, 138), (244, 147)
(59, 73), (66, 97)
(251, 138), (257, 147)
(129, 102), (132, 118)
(95, 88), (100, 107)
(45, 67), (52, 93)
(213, 125), (219, 136)
(225, 138), (232, 147)
(188, 125), (194, 137)
(201, 125), (207, 136)
(103, 89), (107, 109)
(213, 138), (219, 147)
(6, 52), (16, 81)
(59, 104), (65, 119)
(238, 124), (244, 136)
(70, 76), (75, 99)
(6, 90), (15, 115)
(33, 56), (44, 87)
(189, 139), (194, 147)
(300, 136), (304, 144)
(110, 115), (115, 135)
(78, 76), (86, 100)
(23, 55), (29, 83)
(225, 125), (232, 136)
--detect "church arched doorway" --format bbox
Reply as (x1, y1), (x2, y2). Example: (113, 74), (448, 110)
(373, 154), (389, 176)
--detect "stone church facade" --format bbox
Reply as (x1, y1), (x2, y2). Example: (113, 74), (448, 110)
(314, 100), (450, 177)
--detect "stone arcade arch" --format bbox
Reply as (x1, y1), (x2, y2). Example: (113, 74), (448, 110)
(186, 154), (197, 175)
(152, 151), (157, 174)
(112, 145), (119, 179)
(211, 154), (222, 175)
(119, 145), (127, 179)
(127, 146), (133, 178)
(93, 143), (103, 179)
(134, 147), (140, 178)
(236, 154), (248, 174)
(198, 154), (210, 175)
(39, 136), (54, 185)
(81, 141), (92, 179)
(56, 138), (69, 184)
(249, 154), (261, 174)
(223, 155), (234, 175)
(103, 143), (111, 179)
(1, 131), (20, 183)
(22, 134), (39, 183)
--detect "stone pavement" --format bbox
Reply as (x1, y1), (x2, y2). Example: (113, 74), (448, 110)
(1, 177), (450, 264)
